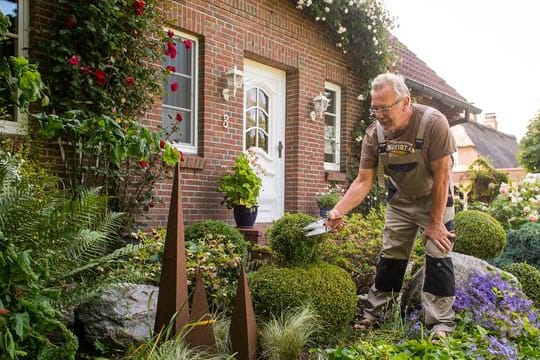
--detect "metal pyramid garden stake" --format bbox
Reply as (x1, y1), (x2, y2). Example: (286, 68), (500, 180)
(184, 270), (217, 350)
(154, 163), (190, 337)
(229, 266), (258, 360)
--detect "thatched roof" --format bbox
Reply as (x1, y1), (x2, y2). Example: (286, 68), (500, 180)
(452, 121), (519, 168)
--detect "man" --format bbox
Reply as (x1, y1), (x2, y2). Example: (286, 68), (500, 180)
(326, 73), (456, 338)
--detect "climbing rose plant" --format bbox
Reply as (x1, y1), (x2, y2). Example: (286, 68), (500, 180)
(36, 0), (188, 230)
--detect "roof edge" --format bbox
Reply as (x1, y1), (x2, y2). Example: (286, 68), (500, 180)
(405, 78), (482, 115)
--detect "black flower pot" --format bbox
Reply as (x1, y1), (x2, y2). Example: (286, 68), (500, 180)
(233, 205), (258, 228)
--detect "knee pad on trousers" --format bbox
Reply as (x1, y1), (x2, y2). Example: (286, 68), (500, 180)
(423, 255), (455, 297)
(375, 257), (408, 292)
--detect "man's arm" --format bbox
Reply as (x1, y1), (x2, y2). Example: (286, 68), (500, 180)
(326, 168), (375, 228)
(422, 154), (454, 252)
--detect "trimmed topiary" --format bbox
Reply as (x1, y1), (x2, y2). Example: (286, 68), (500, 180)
(185, 219), (248, 258)
(454, 210), (506, 259)
(504, 262), (540, 307)
(267, 212), (323, 267)
(249, 263), (356, 338)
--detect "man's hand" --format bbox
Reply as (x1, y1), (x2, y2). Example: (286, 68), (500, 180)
(325, 209), (345, 232)
(422, 222), (454, 252)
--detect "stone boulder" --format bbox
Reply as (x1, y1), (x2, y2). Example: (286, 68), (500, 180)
(74, 283), (158, 350)
(400, 252), (517, 311)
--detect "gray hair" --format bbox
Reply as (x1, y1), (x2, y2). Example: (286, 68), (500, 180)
(370, 73), (410, 99)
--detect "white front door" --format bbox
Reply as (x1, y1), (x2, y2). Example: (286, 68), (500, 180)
(243, 60), (285, 223)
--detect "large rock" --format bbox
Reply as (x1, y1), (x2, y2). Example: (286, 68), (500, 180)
(400, 252), (517, 310)
(74, 283), (158, 350)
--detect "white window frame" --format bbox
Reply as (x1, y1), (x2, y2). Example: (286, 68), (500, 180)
(323, 82), (341, 171)
(0, 0), (29, 135)
(161, 30), (198, 155)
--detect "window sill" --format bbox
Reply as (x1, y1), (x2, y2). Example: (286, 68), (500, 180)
(179, 155), (205, 170)
(325, 170), (347, 182)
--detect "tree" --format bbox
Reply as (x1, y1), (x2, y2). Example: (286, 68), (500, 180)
(518, 110), (540, 172)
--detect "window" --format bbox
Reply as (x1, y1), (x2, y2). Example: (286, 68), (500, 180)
(324, 82), (341, 171)
(245, 87), (269, 152)
(0, 0), (29, 134)
(162, 31), (198, 154)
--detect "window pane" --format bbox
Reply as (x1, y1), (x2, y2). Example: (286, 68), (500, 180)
(162, 108), (191, 144)
(0, 36), (15, 121)
(164, 41), (192, 76)
(162, 74), (191, 109)
(258, 90), (268, 112)
(0, 35), (15, 58)
(0, 0), (18, 34)
(257, 110), (267, 131)
(258, 129), (268, 151)
(246, 88), (257, 108)
(246, 128), (256, 148)
(246, 109), (256, 128)
(325, 90), (336, 114)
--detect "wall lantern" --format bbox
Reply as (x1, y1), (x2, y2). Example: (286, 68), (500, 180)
(310, 92), (330, 121)
(221, 65), (244, 101)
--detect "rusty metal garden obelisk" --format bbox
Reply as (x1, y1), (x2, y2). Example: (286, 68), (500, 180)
(229, 266), (258, 360)
(154, 163), (190, 336)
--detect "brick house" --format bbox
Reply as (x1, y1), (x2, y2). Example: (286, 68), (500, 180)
(3, 0), (484, 233)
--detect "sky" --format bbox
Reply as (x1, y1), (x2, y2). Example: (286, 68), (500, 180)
(384, 0), (540, 141)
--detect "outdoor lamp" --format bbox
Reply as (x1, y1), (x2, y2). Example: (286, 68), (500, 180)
(310, 92), (330, 121)
(221, 65), (244, 101)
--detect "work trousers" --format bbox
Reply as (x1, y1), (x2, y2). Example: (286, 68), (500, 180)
(363, 192), (456, 333)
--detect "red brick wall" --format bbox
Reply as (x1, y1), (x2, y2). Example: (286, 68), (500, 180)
(29, 0), (364, 229)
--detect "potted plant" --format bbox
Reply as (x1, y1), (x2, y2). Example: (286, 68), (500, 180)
(217, 149), (265, 227)
(315, 184), (343, 217)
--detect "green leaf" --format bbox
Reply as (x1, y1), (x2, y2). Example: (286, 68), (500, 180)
(14, 312), (30, 338)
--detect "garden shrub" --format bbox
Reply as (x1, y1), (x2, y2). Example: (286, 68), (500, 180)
(115, 227), (244, 310)
(454, 210), (506, 259)
(267, 213), (323, 267)
(321, 209), (384, 293)
(185, 220), (248, 259)
(494, 223), (540, 269)
(468, 157), (509, 204)
(504, 262), (540, 307)
(249, 263), (356, 339)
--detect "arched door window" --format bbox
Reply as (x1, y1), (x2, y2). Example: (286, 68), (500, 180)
(245, 87), (269, 152)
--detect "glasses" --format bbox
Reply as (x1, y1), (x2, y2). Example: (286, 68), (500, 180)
(369, 98), (402, 116)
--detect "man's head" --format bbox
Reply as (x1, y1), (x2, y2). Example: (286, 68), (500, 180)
(370, 73), (412, 132)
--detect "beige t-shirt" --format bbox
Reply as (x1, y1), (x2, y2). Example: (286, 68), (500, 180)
(360, 104), (456, 173)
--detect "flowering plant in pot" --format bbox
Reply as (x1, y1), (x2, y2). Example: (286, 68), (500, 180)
(315, 184), (343, 217)
(217, 149), (266, 226)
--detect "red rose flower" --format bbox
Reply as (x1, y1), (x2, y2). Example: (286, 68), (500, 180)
(148, 201), (155, 208)
(179, 151), (185, 162)
(175, 113), (183, 122)
(80, 65), (92, 74)
(134, 0), (145, 15)
(0, 308), (10, 316)
(159, 139), (166, 149)
(165, 65), (176, 73)
(165, 42), (177, 59)
(125, 77), (136, 86)
(93, 69), (107, 86)
(183, 39), (193, 50)
(139, 160), (149, 168)
(68, 55), (81, 66)
(170, 82), (178, 92)
(167, 29), (174, 38)
(66, 16), (77, 28)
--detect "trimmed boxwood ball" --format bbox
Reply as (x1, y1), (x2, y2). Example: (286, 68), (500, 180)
(504, 262), (540, 306)
(249, 263), (356, 337)
(267, 212), (323, 266)
(185, 219), (248, 258)
(454, 210), (506, 259)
